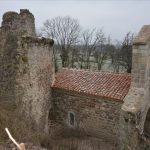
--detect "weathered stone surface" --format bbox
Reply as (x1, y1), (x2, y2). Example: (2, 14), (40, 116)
(0, 9), (54, 134)
(134, 25), (150, 45)
(51, 89), (122, 145)
(119, 24), (150, 150)
(1, 9), (35, 37)
(16, 37), (54, 132)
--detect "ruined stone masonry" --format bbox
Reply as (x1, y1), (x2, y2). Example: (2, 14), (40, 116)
(119, 25), (150, 150)
(0, 9), (150, 150)
(0, 9), (54, 133)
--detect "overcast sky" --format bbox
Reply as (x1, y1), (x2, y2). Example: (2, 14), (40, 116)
(0, 0), (150, 41)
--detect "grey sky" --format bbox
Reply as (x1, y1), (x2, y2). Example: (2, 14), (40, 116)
(0, 0), (150, 41)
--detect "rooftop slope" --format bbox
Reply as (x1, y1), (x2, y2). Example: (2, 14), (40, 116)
(52, 68), (131, 101)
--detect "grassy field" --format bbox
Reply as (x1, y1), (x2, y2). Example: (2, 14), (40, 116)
(55, 53), (126, 73)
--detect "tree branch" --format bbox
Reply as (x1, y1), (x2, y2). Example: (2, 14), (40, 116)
(5, 128), (26, 150)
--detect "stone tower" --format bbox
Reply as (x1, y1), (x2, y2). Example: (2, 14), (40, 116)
(119, 25), (150, 150)
(1, 9), (35, 36)
(0, 9), (54, 132)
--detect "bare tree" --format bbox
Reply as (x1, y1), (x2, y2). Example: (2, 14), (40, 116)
(81, 28), (107, 70)
(93, 29), (107, 71)
(108, 40), (121, 72)
(70, 46), (80, 68)
(112, 44), (121, 72)
(42, 16), (81, 67)
(106, 36), (115, 64)
(118, 32), (134, 73)
(110, 33), (134, 73)
(81, 28), (97, 69)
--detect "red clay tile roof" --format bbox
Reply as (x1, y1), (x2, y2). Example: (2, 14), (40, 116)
(52, 68), (131, 101)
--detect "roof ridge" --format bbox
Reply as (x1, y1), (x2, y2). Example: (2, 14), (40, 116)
(60, 68), (130, 75)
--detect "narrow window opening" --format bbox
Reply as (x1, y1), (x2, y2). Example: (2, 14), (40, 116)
(69, 112), (75, 126)
(144, 108), (150, 138)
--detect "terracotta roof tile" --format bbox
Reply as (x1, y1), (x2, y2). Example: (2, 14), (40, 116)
(52, 68), (131, 101)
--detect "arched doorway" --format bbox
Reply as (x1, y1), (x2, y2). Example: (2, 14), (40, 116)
(144, 108), (150, 138)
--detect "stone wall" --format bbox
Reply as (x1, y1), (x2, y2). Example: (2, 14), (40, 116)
(0, 10), (35, 105)
(16, 36), (54, 132)
(0, 31), (18, 103)
(1, 9), (35, 37)
(51, 88), (122, 144)
(0, 10), (54, 133)
(119, 25), (150, 150)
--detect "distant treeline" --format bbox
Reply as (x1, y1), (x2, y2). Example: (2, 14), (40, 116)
(37, 16), (135, 73)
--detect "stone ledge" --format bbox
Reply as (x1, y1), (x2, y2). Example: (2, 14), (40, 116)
(122, 87), (144, 114)
(21, 36), (54, 47)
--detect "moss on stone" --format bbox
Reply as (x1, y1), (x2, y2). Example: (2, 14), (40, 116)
(21, 55), (28, 62)
(16, 55), (28, 63)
